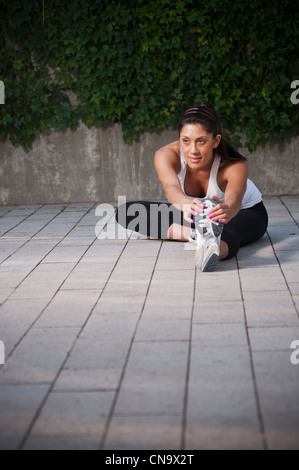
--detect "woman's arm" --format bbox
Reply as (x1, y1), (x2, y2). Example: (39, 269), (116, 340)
(154, 142), (203, 223)
(209, 161), (248, 224)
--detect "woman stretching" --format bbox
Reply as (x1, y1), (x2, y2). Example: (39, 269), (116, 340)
(116, 101), (268, 272)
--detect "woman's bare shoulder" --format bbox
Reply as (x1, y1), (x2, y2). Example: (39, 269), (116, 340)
(154, 140), (181, 170)
(220, 159), (248, 179)
(156, 140), (180, 156)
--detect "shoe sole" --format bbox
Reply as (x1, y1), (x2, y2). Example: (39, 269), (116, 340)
(194, 198), (223, 272)
(195, 242), (220, 272)
(202, 253), (219, 272)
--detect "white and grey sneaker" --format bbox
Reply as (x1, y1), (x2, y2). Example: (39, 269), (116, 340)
(193, 198), (224, 272)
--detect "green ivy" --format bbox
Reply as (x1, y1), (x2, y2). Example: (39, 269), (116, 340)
(0, 0), (298, 152)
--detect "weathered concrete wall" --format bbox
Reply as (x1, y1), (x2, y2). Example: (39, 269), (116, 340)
(0, 122), (298, 205)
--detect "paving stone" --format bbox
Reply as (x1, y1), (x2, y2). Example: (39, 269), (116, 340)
(58, 237), (95, 247)
(24, 391), (115, 450)
(104, 414), (182, 450)
(0, 219), (29, 236)
(34, 223), (76, 238)
(0, 206), (17, 215)
(142, 302), (193, 320)
(146, 291), (194, 308)
(267, 215), (296, 226)
(263, 197), (282, 206)
(192, 323), (248, 348)
(1, 199), (299, 450)
(42, 245), (88, 264)
(63, 336), (132, 371)
(252, 350), (299, 449)
(155, 256), (195, 272)
(65, 203), (95, 211)
(267, 232), (299, 251)
(158, 240), (189, 256)
(135, 318), (190, 341)
(9, 206), (43, 216)
(0, 299), (49, 356)
(9, 263), (75, 300)
(217, 255), (239, 271)
(237, 243), (278, 268)
(288, 283), (299, 295)
(7, 222), (52, 238)
(61, 265), (110, 290)
(54, 367), (122, 392)
(0, 239), (26, 263)
(66, 226), (97, 238)
(193, 300), (244, 323)
(93, 294), (146, 314)
(1, 243), (57, 267)
(4, 245), (60, 266)
(275, 247), (299, 263)
(0, 384), (49, 450)
(121, 240), (162, 258)
(239, 266), (287, 292)
(34, 290), (101, 327)
(63, 313), (139, 370)
(0, 265), (35, 288)
(113, 256), (157, 275)
(113, 341), (188, 415)
(85, 239), (126, 254)
(266, 206), (290, 214)
(23, 434), (102, 450)
(186, 348), (263, 450)
(291, 212), (299, 224)
(0, 327), (80, 385)
(151, 267), (195, 282)
(77, 215), (100, 227)
(280, 196), (299, 206)
(34, 204), (67, 213)
(194, 273), (242, 302)
(248, 326), (299, 352)
(104, 281), (150, 297)
(149, 276), (194, 294)
(243, 291), (299, 326)
(293, 295), (299, 311)
(0, 289), (14, 304)
(74, 310), (140, 339)
(281, 269), (299, 284)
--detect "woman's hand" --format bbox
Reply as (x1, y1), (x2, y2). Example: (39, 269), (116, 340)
(183, 198), (204, 224)
(208, 196), (234, 224)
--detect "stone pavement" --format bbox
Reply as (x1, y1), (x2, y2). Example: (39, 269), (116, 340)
(0, 197), (298, 450)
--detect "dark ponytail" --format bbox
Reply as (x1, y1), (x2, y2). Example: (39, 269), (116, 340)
(178, 101), (246, 162)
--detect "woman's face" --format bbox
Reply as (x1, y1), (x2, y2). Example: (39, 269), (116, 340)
(179, 123), (221, 170)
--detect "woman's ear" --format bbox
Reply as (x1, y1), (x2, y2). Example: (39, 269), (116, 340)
(213, 134), (222, 148)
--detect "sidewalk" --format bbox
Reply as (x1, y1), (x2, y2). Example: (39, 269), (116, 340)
(0, 197), (298, 450)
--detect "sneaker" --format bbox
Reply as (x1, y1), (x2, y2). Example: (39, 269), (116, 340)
(184, 231), (198, 251)
(193, 198), (224, 272)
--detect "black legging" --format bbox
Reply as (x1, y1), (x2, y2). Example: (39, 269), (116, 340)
(115, 200), (268, 259)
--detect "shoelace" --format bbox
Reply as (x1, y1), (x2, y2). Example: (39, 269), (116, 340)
(197, 219), (214, 229)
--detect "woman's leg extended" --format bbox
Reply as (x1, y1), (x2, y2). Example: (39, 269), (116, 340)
(115, 201), (190, 239)
(221, 202), (268, 259)
(167, 223), (193, 241)
(219, 241), (229, 260)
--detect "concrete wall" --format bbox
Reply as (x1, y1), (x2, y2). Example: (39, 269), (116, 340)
(0, 122), (298, 205)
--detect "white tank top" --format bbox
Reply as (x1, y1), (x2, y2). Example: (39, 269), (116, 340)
(178, 149), (262, 209)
